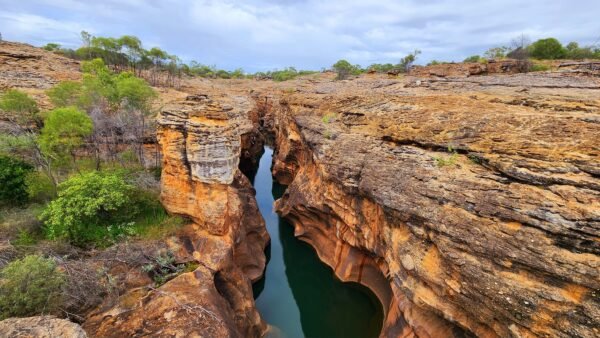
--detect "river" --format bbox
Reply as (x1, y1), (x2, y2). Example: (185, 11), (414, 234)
(251, 147), (383, 338)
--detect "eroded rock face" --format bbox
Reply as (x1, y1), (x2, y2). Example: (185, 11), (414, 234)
(410, 59), (530, 78)
(266, 72), (600, 338)
(0, 316), (87, 338)
(84, 94), (269, 337)
(0, 41), (80, 90)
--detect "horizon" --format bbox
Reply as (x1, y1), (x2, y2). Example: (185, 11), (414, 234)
(1, 0), (599, 72)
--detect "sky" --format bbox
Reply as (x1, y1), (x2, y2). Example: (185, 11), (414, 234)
(1, 0), (599, 72)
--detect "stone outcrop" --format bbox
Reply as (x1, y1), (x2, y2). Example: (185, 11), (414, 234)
(0, 316), (87, 338)
(84, 94), (269, 337)
(0, 41), (80, 90)
(410, 59), (530, 78)
(264, 71), (600, 338)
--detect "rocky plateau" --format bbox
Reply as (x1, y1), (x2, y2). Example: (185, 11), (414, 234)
(0, 41), (598, 337)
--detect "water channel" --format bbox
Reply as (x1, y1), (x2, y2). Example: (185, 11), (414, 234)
(251, 147), (383, 338)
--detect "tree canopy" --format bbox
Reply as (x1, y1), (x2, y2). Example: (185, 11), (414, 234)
(529, 38), (566, 59)
(38, 107), (93, 164)
(40, 171), (136, 245)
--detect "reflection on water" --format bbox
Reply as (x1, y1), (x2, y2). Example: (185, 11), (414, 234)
(252, 147), (383, 338)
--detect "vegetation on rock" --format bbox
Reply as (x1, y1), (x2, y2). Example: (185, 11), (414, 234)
(0, 255), (65, 319)
(40, 171), (137, 246)
(0, 155), (33, 205)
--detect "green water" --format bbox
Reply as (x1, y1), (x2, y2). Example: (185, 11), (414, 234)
(251, 147), (383, 338)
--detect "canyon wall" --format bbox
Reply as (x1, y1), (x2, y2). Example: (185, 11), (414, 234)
(265, 72), (600, 338)
(84, 94), (268, 337)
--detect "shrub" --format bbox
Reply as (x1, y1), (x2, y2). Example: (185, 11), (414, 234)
(434, 153), (458, 167)
(530, 63), (550, 72)
(42, 43), (61, 52)
(565, 42), (596, 60)
(399, 50), (421, 71)
(484, 46), (509, 59)
(40, 171), (137, 246)
(434, 147), (459, 168)
(332, 60), (361, 80)
(367, 63), (396, 73)
(0, 155), (33, 205)
(321, 113), (337, 123)
(47, 81), (83, 108)
(0, 89), (39, 126)
(25, 171), (56, 202)
(0, 255), (65, 319)
(0, 89), (38, 115)
(115, 73), (156, 111)
(38, 107), (93, 165)
(529, 38), (566, 60)
(463, 55), (481, 63)
(142, 251), (197, 286)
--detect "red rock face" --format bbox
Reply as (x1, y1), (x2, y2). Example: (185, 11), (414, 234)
(265, 72), (600, 338)
(85, 95), (269, 337)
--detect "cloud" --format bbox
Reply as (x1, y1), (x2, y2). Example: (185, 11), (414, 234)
(1, 0), (599, 71)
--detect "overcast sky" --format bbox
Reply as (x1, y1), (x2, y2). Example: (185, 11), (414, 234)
(1, 0), (599, 72)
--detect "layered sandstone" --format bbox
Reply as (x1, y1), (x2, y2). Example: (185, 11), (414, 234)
(409, 59), (530, 78)
(265, 71), (600, 338)
(84, 94), (269, 337)
(0, 41), (80, 90)
(0, 316), (87, 338)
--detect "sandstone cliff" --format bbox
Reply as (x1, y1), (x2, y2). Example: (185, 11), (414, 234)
(84, 94), (268, 337)
(263, 71), (599, 338)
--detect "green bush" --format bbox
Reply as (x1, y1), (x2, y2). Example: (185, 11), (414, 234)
(25, 171), (56, 202)
(0, 255), (65, 319)
(47, 81), (83, 108)
(0, 89), (40, 126)
(0, 155), (33, 205)
(332, 60), (362, 80)
(530, 63), (550, 72)
(40, 171), (137, 246)
(38, 107), (93, 166)
(463, 55), (481, 63)
(115, 72), (156, 111)
(0, 89), (38, 115)
(529, 38), (566, 60)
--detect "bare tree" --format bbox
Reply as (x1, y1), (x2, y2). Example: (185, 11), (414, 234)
(508, 34), (531, 60)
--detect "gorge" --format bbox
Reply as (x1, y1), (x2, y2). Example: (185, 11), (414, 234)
(124, 69), (598, 337)
(0, 40), (598, 338)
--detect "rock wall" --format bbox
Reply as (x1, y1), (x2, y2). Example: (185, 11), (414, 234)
(410, 59), (529, 78)
(84, 94), (269, 337)
(0, 316), (87, 338)
(266, 72), (600, 338)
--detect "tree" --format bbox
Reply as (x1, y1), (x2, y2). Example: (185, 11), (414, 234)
(565, 41), (596, 60)
(47, 81), (83, 108)
(80, 31), (92, 54)
(0, 155), (33, 205)
(118, 35), (143, 73)
(114, 73), (156, 166)
(38, 107), (93, 168)
(399, 50), (421, 72)
(0, 90), (57, 189)
(332, 59), (356, 80)
(0, 255), (65, 319)
(0, 89), (39, 125)
(42, 43), (61, 52)
(115, 73), (156, 112)
(484, 46), (509, 59)
(529, 38), (566, 59)
(508, 34), (531, 60)
(40, 171), (137, 246)
(147, 47), (168, 85)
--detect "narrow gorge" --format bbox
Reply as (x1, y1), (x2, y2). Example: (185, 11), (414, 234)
(1, 39), (597, 338)
(104, 70), (598, 338)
